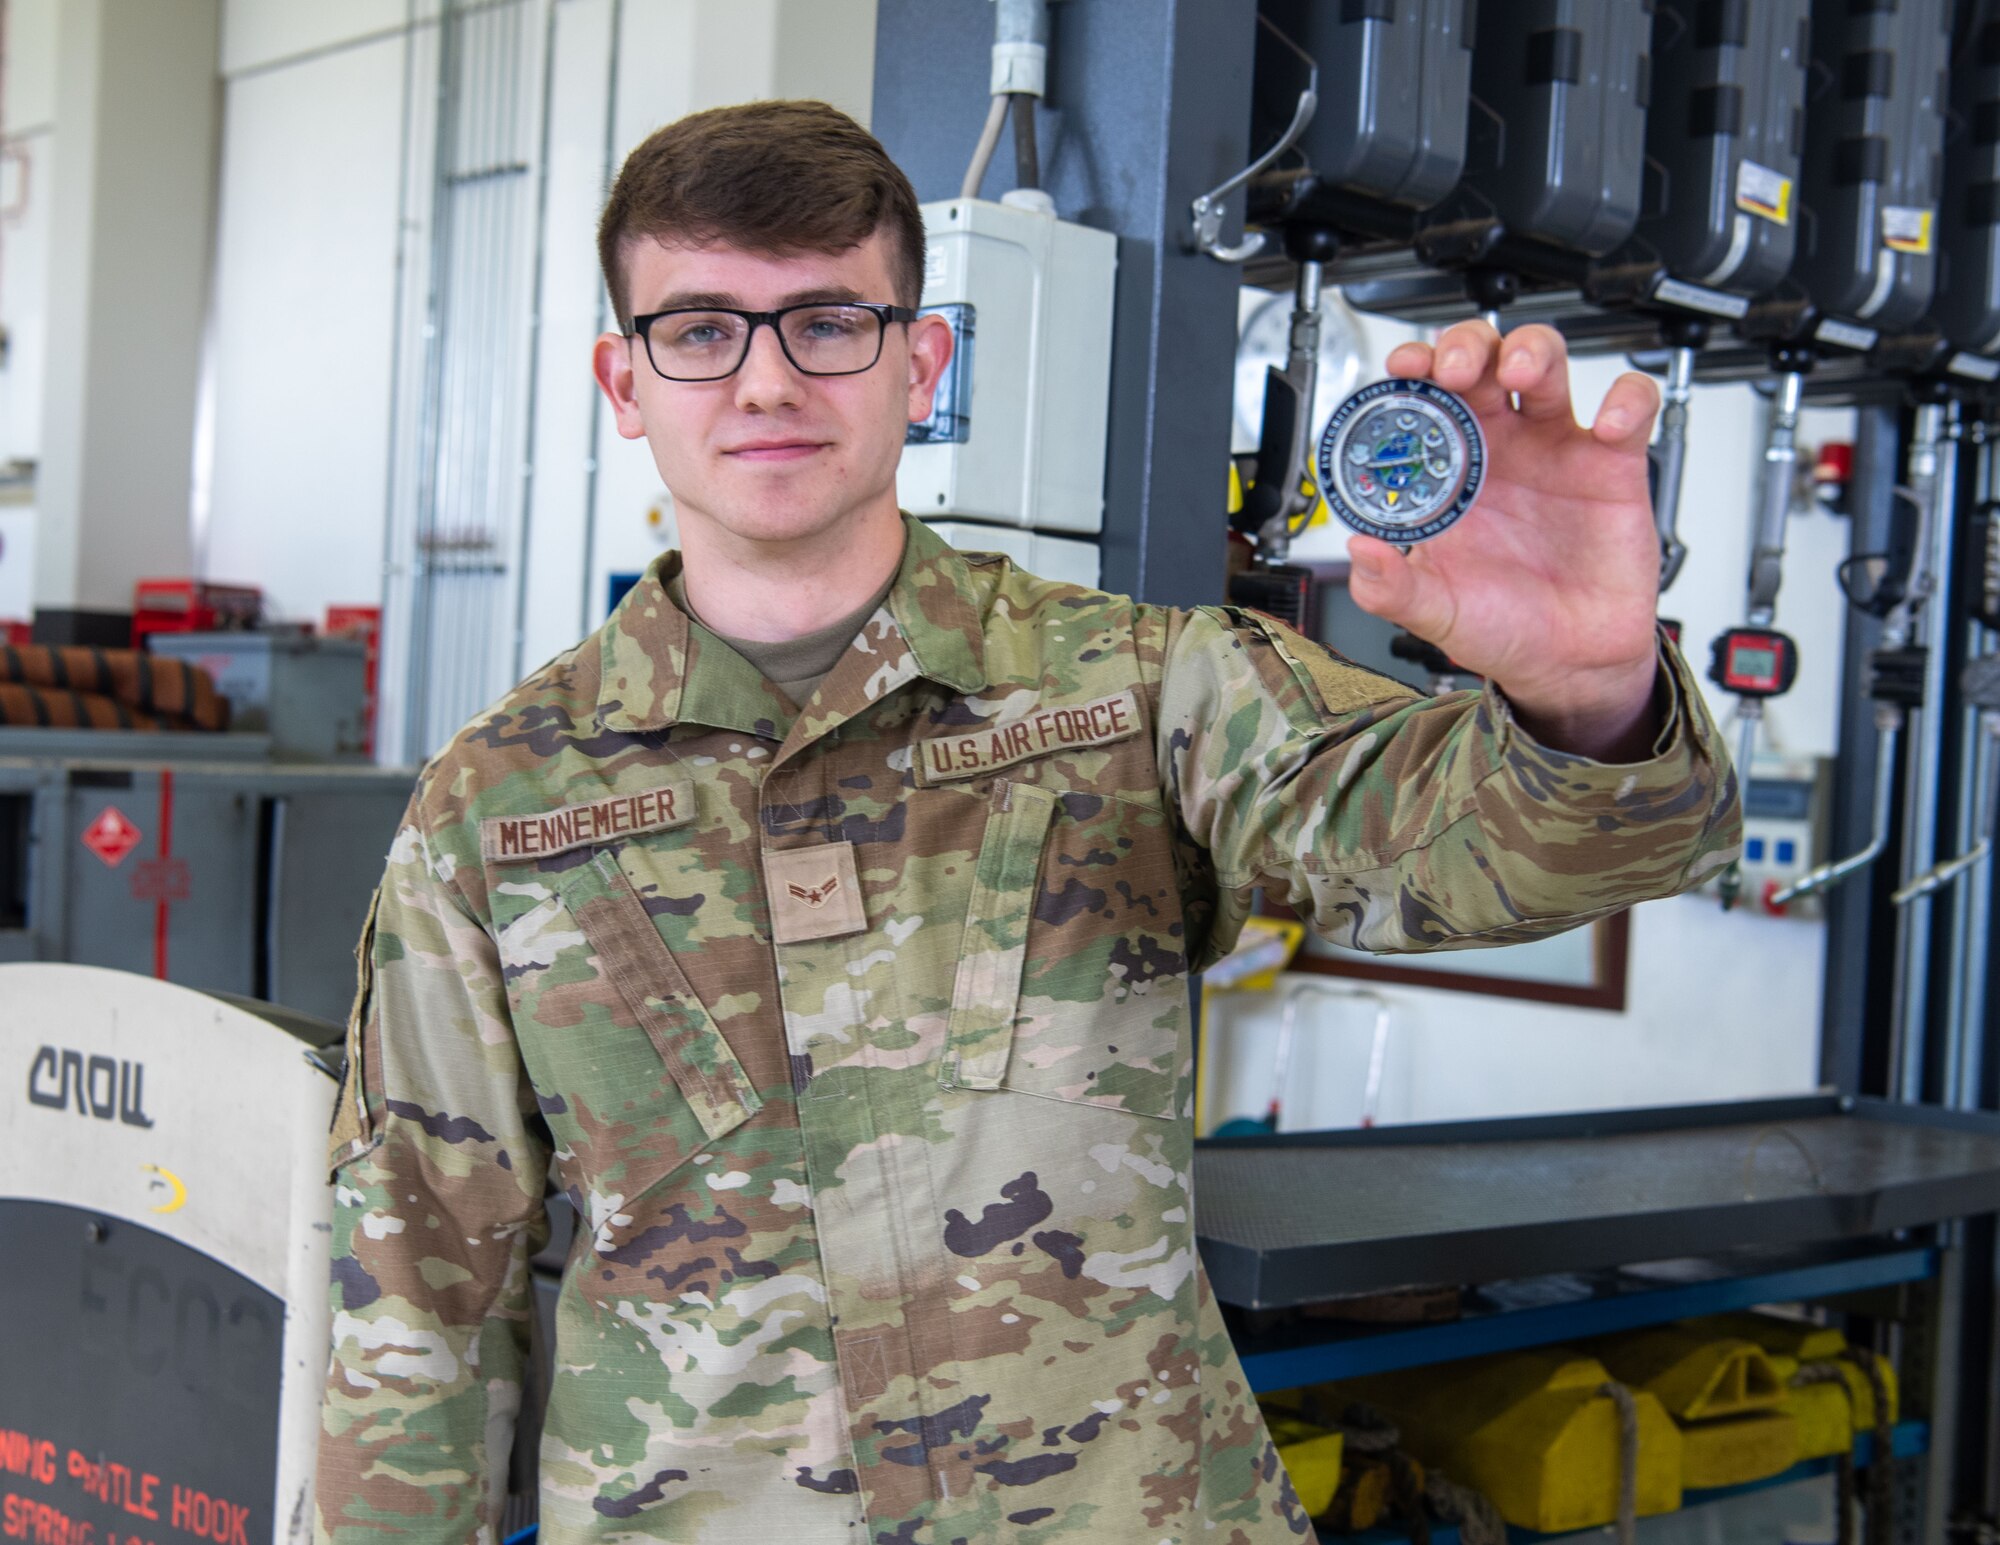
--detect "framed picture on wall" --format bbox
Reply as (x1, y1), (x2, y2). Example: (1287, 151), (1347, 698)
(1260, 900), (1632, 1011)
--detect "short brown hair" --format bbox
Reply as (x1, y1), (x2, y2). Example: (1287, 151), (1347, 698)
(597, 100), (926, 331)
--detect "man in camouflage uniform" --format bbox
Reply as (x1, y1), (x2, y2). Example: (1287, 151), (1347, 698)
(317, 102), (1739, 1544)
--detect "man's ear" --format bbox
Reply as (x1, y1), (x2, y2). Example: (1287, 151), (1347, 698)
(593, 331), (649, 440)
(904, 311), (955, 425)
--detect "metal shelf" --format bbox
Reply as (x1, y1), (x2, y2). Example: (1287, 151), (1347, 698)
(1229, 1241), (1937, 1393)
(1194, 1095), (2000, 1309)
(1342, 1421), (1930, 1544)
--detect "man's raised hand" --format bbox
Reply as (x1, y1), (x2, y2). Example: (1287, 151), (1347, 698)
(1346, 320), (1667, 761)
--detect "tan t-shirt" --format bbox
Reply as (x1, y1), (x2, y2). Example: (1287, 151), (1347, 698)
(666, 570), (897, 709)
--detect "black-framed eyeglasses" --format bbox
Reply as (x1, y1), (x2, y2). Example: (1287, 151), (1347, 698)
(626, 301), (920, 382)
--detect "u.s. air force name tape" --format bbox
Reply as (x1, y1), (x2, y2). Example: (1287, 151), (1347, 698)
(913, 690), (1140, 785)
(481, 777), (696, 861)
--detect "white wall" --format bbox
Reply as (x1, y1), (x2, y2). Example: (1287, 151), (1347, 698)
(34, 0), (218, 612)
(218, 0), (413, 76)
(0, 0), (56, 621)
(199, 0), (878, 755)
(0, 0), (56, 469)
(201, 29), (405, 605)
(1207, 327), (1851, 1129)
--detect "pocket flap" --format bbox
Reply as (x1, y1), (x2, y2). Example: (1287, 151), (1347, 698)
(558, 851), (762, 1142)
(942, 781), (1060, 1091)
(327, 884), (385, 1178)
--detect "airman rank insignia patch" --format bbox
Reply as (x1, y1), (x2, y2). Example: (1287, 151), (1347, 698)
(480, 777), (696, 861)
(912, 690), (1140, 785)
(765, 841), (867, 943)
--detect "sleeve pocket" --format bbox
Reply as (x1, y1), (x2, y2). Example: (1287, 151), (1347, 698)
(327, 885), (386, 1178)
(941, 781), (1060, 1091)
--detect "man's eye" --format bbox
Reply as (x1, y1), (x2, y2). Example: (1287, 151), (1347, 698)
(675, 323), (726, 346)
(802, 314), (863, 339)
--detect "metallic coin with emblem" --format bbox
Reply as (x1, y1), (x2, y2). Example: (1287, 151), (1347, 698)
(1316, 378), (1486, 545)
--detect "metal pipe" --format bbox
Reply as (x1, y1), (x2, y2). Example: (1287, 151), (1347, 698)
(1958, 431), (1999, 1116)
(1749, 371), (1805, 629)
(576, 0), (623, 640)
(509, 0), (557, 682)
(994, 0), (1051, 58)
(1782, 411), (1955, 908)
(1893, 401), (1963, 1103)
(1653, 346), (1695, 589)
(374, 0), (423, 765)
(1952, 432), (1999, 1118)
(405, 0), (466, 757)
(1730, 372), (1805, 783)
(1772, 719), (1901, 906)
(1735, 710), (1762, 803)
(1894, 809), (1991, 906)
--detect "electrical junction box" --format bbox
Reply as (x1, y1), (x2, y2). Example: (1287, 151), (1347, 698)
(1701, 755), (1832, 917)
(897, 197), (1117, 535)
(922, 520), (1100, 589)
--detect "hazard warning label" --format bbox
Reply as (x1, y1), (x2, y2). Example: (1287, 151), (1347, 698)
(81, 808), (143, 869)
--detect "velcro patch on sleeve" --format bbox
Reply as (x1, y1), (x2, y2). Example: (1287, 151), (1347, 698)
(481, 778), (696, 861)
(1230, 608), (1418, 717)
(913, 690), (1141, 785)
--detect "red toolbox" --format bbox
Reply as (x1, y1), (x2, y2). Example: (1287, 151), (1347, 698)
(132, 578), (263, 647)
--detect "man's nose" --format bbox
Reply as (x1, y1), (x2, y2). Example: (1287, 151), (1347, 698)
(733, 321), (803, 411)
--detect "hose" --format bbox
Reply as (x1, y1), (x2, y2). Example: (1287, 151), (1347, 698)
(1423, 1472), (1507, 1545)
(1847, 1347), (1896, 1545)
(960, 92), (1011, 200)
(1598, 1380), (1640, 1545)
(1791, 1363), (1860, 1545)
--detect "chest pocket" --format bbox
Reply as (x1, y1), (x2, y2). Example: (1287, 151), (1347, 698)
(941, 780), (1186, 1120)
(502, 850), (761, 1215)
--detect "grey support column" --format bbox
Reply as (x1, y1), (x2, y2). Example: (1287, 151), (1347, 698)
(871, 0), (1256, 608)
(35, 0), (221, 636)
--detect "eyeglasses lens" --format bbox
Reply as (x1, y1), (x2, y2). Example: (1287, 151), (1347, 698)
(646, 306), (883, 380)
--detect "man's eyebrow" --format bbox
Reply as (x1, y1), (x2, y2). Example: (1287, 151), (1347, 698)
(777, 285), (866, 307)
(648, 290), (740, 312)
(644, 285), (870, 312)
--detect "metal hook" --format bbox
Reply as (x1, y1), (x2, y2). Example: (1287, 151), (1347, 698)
(1188, 16), (1317, 262)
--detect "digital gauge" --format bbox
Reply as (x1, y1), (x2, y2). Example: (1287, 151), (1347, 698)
(1316, 379), (1486, 545)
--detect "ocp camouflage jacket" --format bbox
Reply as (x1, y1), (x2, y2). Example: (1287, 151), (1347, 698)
(316, 516), (1739, 1545)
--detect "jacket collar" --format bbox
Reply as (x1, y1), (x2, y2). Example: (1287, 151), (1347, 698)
(597, 514), (988, 736)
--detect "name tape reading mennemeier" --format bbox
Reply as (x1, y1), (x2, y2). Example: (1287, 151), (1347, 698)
(481, 780), (695, 862)
(914, 691), (1140, 785)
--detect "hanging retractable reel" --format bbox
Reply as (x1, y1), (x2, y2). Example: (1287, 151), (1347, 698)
(1705, 351), (1811, 909)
